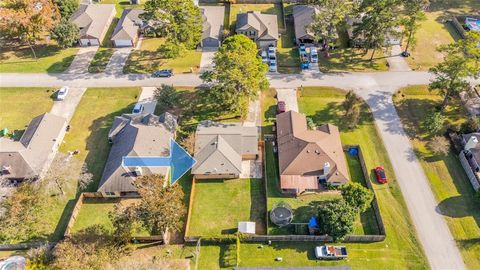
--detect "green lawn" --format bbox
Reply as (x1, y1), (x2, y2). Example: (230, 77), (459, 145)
(393, 85), (480, 270)
(0, 88), (55, 137)
(123, 38), (202, 74)
(188, 178), (266, 236)
(88, 47), (115, 73)
(0, 45), (78, 73)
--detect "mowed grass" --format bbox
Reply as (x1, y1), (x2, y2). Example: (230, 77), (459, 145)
(0, 45), (78, 73)
(257, 87), (428, 269)
(0, 88), (55, 135)
(188, 178), (266, 236)
(393, 85), (480, 269)
(124, 38), (202, 74)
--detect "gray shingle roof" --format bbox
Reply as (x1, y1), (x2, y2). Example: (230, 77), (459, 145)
(201, 6), (224, 41)
(293, 5), (317, 41)
(71, 4), (116, 40)
(111, 9), (145, 41)
(236, 11), (279, 41)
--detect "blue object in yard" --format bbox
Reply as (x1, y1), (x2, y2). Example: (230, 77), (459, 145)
(348, 147), (358, 156)
(308, 217), (319, 228)
(1, 128), (8, 137)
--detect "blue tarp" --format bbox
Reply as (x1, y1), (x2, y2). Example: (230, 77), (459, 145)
(348, 147), (358, 156)
(308, 217), (318, 228)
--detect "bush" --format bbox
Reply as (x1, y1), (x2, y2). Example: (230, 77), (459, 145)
(460, 117), (480, 134)
(424, 111), (445, 134)
(220, 244), (237, 268)
(427, 136), (450, 156)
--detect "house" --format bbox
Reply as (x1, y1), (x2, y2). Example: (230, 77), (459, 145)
(0, 113), (67, 181)
(97, 113), (177, 197)
(459, 133), (480, 191)
(111, 9), (145, 47)
(192, 121), (258, 179)
(276, 111), (349, 195)
(293, 5), (318, 45)
(346, 14), (401, 47)
(200, 6), (224, 48)
(236, 11), (279, 48)
(71, 4), (116, 46)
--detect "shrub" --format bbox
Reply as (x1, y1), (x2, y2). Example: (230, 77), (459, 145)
(427, 136), (450, 156)
(424, 111), (445, 134)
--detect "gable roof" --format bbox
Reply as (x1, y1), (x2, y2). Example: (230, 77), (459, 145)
(192, 121), (258, 175)
(201, 6), (224, 41)
(276, 111), (348, 184)
(236, 11), (279, 41)
(98, 112), (177, 193)
(0, 113), (67, 180)
(111, 9), (144, 41)
(293, 5), (318, 40)
(71, 4), (116, 39)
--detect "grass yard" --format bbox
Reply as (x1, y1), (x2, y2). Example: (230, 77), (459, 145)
(0, 88), (55, 136)
(0, 45), (78, 73)
(123, 38), (202, 74)
(88, 47), (115, 73)
(188, 178), (266, 236)
(393, 85), (480, 269)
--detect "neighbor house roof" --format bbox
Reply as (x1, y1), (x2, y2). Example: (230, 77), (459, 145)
(293, 5), (318, 41)
(276, 111), (349, 185)
(236, 11), (279, 41)
(98, 113), (177, 193)
(111, 9), (144, 41)
(0, 113), (67, 180)
(192, 121), (258, 175)
(462, 133), (480, 162)
(201, 6), (224, 41)
(71, 4), (116, 39)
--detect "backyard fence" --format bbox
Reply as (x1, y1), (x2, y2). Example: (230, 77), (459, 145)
(0, 242), (53, 251)
(184, 176), (198, 237)
(451, 15), (480, 39)
(459, 151), (480, 192)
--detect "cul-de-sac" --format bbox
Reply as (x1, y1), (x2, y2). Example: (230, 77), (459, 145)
(0, 0), (479, 269)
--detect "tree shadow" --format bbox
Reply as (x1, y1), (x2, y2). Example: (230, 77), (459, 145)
(436, 195), (480, 227)
(249, 178), (267, 235)
(49, 198), (79, 241)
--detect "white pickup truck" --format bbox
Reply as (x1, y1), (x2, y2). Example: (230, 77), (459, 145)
(314, 245), (348, 260)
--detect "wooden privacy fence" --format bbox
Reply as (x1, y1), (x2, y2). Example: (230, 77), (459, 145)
(184, 176), (197, 237)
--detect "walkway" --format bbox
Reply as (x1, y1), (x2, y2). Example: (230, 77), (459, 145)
(66, 46), (98, 74)
(104, 47), (132, 75)
(386, 45), (412, 72)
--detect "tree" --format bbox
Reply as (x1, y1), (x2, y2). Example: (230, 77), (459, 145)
(50, 19), (80, 48)
(109, 204), (141, 246)
(340, 183), (374, 212)
(53, 0), (78, 18)
(342, 90), (362, 128)
(427, 136), (450, 156)
(0, 0), (60, 59)
(154, 84), (179, 112)
(401, 0), (428, 54)
(317, 199), (356, 241)
(354, 0), (401, 60)
(134, 175), (186, 238)
(429, 32), (480, 111)
(142, 0), (202, 49)
(201, 35), (269, 114)
(424, 111), (445, 134)
(460, 117), (480, 134)
(180, 132), (195, 155)
(306, 117), (316, 130)
(307, 0), (353, 57)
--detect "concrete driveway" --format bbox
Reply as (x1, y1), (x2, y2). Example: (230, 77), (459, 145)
(50, 87), (87, 121)
(66, 46), (98, 74)
(386, 45), (411, 72)
(137, 87), (158, 114)
(276, 88), (299, 112)
(104, 47), (132, 75)
(199, 47), (217, 72)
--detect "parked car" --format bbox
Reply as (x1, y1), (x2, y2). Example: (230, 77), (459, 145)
(132, 103), (144, 114)
(261, 50), (268, 63)
(269, 60), (277, 72)
(374, 166), (388, 184)
(299, 43), (306, 54)
(277, 101), (286, 114)
(56, 86), (69, 101)
(152, 69), (173, 77)
(310, 47), (318, 63)
(315, 245), (348, 260)
(268, 45), (276, 55)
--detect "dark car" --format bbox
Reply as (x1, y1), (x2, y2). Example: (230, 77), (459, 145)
(152, 69), (173, 77)
(277, 101), (286, 114)
(374, 166), (387, 184)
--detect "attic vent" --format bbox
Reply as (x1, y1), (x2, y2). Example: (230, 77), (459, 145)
(221, 163), (225, 166)
(306, 150), (310, 153)
(315, 150), (320, 154)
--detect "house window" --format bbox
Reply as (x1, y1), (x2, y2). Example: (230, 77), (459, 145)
(105, 192), (116, 196)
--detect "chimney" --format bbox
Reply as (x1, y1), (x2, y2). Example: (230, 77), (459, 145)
(465, 136), (478, 151)
(134, 166), (143, 176)
(323, 162), (330, 175)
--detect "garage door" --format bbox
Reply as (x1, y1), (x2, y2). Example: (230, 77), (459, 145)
(258, 40), (276, 48)
(89, 39), (99, 46)
(202, 37), (219, 48)
(114, 39), (133, 47)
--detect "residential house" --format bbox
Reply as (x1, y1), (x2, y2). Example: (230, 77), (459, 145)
(111, 9), (145, 47)
(0, 113), (67, 181)
(276, 111), (349, 195)
(346, 14), (401, 47)
(71, 4), (116, 46)
(98, 113), (177, 197)
(200, 6), (224, 48)
(293, 5), (318, 45)
(459, 132), (480, 191)
(236, 11), (279, 48)
(192, 121), (258, 179)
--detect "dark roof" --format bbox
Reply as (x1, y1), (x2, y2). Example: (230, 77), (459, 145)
(236, 11), (279, 41)
(293, 5), (317, 41)
(111, 9), (144, 41)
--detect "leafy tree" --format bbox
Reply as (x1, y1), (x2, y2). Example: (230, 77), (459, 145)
(158, 40), (185, 58)
(180, 132), (195, 155)
(154, 84), (180, 112)
(53, 0), (78, 18)
(424, 111), (445, 134)
(340, 183), (374, 212)
(342, 90), (362, 128)
(427, 136), (450, 156)
(306, 117), (316, 130)
(51, 19), (80, 48)
(109, 204), (141, 246)
(401, 0), (428, 54)
(460, 117), (480, 134)
(201, 35), (269, 115)
(307, 0), (353, 57)
(429, 32), (480, 111)
(143, 0), (202, 49)
(317, 199), (356, 241)
(134, 175), (186, 238)
(354, 0), (401, 60)
(0, 0), (60, 58)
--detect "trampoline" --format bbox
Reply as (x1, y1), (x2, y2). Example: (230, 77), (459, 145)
(270, 202), (294, 227)
(465, 17), (480, 32)
(0, 256), (26, 270)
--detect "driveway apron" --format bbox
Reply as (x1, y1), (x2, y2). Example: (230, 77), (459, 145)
(66, 46), (99, 74)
